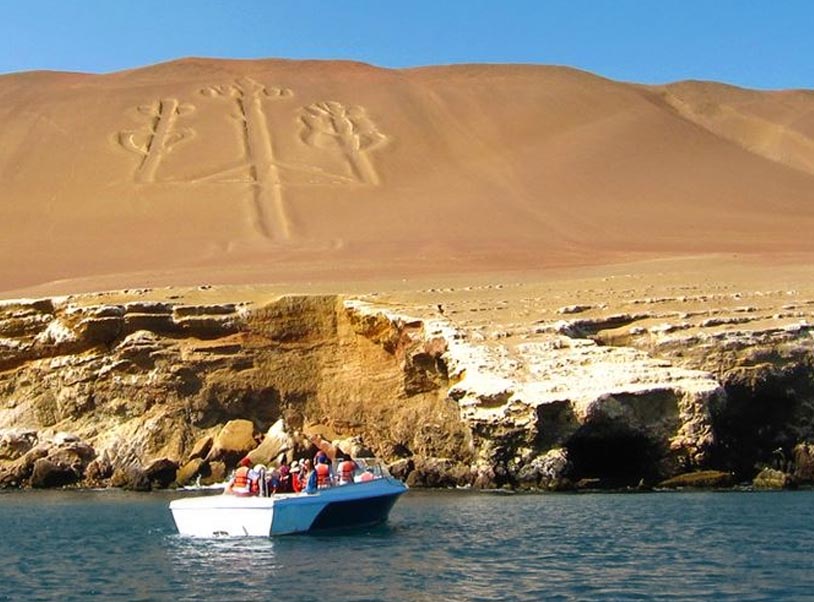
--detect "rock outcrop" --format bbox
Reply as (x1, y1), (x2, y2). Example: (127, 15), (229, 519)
(1, 283), (814, 491)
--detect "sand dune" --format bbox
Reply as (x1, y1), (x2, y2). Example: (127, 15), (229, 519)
(1, 58), (814, 297)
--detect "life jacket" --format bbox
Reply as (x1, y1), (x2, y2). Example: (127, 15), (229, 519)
(316, 463), (332, 487)
(338, 460), (356, 484)
(232, 466), (251, 494)
(248, 468), (264, 495)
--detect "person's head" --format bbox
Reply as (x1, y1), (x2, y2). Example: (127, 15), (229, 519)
(319, 455), (330, 465)
(304, 459), (312, 469)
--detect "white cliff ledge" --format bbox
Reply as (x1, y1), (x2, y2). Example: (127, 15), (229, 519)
(1, 273), (814, 490)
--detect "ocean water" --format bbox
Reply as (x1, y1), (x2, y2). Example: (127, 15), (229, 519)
(1, 489), (813, 601)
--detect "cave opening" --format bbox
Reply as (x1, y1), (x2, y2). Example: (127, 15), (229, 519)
(566, 423), (662, 487)
(711, 376), (804, 480)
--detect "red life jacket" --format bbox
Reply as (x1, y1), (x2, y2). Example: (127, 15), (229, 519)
(338, 460), (356, 483)
(316, 463), (332, 487)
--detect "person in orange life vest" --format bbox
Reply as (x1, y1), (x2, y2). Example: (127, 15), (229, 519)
(337, 454), (358, 485)
(248, 463), (266, 496)
(226, 456), (253, 495)
(315, 455), (333, 488)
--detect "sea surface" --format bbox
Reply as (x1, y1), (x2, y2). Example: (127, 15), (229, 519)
(1, 488), (813, 601)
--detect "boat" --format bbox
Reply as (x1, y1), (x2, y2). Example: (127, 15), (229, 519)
(169, 458), (408, 536)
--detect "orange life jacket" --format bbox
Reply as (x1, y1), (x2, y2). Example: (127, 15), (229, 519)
(233, 466), (251, 489)
(316, 463), (332, 487)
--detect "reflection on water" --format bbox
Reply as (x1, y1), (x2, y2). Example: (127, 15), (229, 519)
(2, 489), (814, 601)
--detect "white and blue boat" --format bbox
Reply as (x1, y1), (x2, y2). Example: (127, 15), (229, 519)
(169, 459), (407, 536)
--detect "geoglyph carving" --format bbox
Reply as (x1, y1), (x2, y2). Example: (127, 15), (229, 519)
(200, 77), (294, 240)
(116, 79), (389, 242)
(299, 101), (388, 185)
(118, 99), (195, 183)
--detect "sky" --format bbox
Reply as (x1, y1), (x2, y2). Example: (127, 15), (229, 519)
(1, 1), (813, 90)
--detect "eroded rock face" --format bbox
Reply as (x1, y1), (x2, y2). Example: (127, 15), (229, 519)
(1, 288), (813, 490)
(0, 294), (463, 488)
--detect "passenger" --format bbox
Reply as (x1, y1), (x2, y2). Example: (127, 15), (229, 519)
(264, 466), (280, 495)
(290, 460), (301, 492)
(226, 456), (253, 496)
(277, 461), (293, 493)
(249, 463), (266, 496)
(297, 459), (313, 493)
(359, 468), (375, 482)
(315, 454), (333, 489)
(304, 460), (318, 494)
(337, 454), (358, 485)
(313, 450), (329, 467)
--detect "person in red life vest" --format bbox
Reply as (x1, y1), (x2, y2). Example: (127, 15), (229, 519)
(289, 460), (302, 492)
(337, 454), (358, 485)
(315, 455), (333, 488)
(226, 456), (253, 496)
(313, 450), (329, 467)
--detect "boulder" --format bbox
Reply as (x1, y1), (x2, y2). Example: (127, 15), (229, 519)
(30, 458), (79, 488)
(792, 443), (814, 483)
(175, 458), (209, 487)
(84, 457), (113, 486)
(658, 470), (735, 489)
(405, 457), (469, 488)
(472, 465), (499, 489)
(144, 458), (178, 489)
(0, 429), (38, 461)
(753, 468), (795, 490)
(248, 419), (294, 466)
(515, 448), (571, 490)
(0, 456), (37, 487)
(387, 458), (415, 481)
(47, 441), (96, 472)
(333, 436), (374, 459)
(111, 466), (152, 491)
(201, 461), (226, 486)
(206, 419), (257, 467)
(187, 435), (213, 461)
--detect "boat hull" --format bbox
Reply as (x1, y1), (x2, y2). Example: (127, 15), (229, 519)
(170, 477), (407, 537)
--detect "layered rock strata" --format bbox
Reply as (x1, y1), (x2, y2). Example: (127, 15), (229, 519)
(1, 284), (813, 490)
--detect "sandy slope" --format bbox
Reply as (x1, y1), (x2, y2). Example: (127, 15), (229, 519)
(1, 58), (814, 298)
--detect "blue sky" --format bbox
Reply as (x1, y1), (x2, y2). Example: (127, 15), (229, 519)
(1, 1), (813, 90)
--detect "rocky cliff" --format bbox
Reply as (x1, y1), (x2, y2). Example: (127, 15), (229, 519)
(2, 274), (813, 491)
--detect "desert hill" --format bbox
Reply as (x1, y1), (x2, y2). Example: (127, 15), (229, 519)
(2, 58), (814, 296)
(3, 59), (814, 492)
